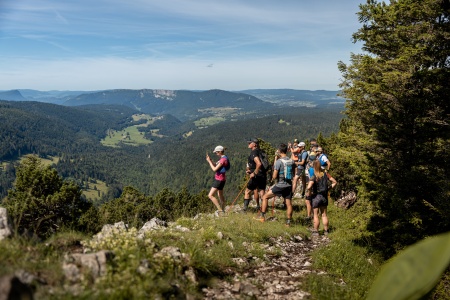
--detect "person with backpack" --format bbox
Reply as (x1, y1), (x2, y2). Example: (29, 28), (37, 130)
(303, 147), (318, 220)
(255, 143), (294, 227)
(292, 141), (308, 198)
(243, 138), (267, 212)
(206, 145), (230, 216)
(317, 147), (331, 171)
(288, 139), (301, 165)
(305, 160), (337, 236)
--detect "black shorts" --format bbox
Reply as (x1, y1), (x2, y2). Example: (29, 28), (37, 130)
(212, 179), (226, 190)
(271, 185), (292, 200)
(296, 168), (305, 176)
(247, 174), (267, 191)
(312, 193), (328, 208)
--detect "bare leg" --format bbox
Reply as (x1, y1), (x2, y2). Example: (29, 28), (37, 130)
(217, 189), (225, 211)
(209, 187), (223, 211)
(313, 207), (320, 231)
(244, 188), (252, 210)
(285, 199), (293, 220)
(320, 206), (329, 231)
(292, 174), (300, 194)
(262, 190), (275, 214)
(305, 200), (312, 218)
(301, 174), (306, 196)
(254, 189), (260, 208)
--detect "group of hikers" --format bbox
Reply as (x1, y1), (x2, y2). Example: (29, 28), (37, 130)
(205, 138), (337, 236)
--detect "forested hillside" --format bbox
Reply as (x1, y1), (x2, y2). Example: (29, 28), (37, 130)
(0, 99), (342, 201)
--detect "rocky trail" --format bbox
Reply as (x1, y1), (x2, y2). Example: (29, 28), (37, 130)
(202, 231), (330, 299)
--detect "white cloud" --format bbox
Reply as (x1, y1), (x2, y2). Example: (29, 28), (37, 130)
(0, 0), (365, 90)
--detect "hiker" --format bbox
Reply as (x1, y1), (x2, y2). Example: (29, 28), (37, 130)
(256, 143), (294, 226)
(303, 147), (318, 219)
(288, 139), (301, 164)
(244, 138), (267, 212)
(305, 160), (337, 236)
(317, 147), (331, 171)
(206, 145), (229, 215)
(292, 141), (308, 198)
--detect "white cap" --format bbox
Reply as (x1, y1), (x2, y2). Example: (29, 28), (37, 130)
(213, 145), (224, 153)
(299, 142), (306, 147)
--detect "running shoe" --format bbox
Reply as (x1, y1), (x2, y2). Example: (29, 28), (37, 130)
(253, 215), (265, 223)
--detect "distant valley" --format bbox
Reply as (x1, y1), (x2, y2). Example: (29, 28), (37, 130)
(0, 88), (344, 201)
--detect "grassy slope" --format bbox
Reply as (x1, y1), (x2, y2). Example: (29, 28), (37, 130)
(0, 196), (386, 299)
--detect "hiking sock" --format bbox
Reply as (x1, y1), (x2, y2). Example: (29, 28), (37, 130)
(259, 211), (266, 220)
(243, 199), (250, 211)
(286, 218), (291, 225)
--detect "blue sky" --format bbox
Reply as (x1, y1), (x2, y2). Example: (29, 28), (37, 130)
(0, 0), (365, 91)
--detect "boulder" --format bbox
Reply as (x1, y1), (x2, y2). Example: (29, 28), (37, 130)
(0, 275), (33, 300)
(138, 218), (167, 238)
(335, 191), (357, 209)
(63, 250), (114, 282)
(0, 207), (13, 241)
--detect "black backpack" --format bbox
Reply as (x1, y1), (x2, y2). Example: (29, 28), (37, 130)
(316, 173), (328, 194)
(258, 150), (270, 172)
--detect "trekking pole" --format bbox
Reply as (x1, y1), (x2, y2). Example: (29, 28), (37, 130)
(226, 177), (251, 213)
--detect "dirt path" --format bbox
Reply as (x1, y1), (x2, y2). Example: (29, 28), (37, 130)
(202, 232), (329, 299)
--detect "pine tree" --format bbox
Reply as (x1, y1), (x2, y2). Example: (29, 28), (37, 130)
(2, 156), (90, 237)
(338, 0), (450, 255)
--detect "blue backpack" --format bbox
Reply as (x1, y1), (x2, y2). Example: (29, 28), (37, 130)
(280, 157), (294, 181)
(219, 155), (230, 173)
(319, 153), (329, 167)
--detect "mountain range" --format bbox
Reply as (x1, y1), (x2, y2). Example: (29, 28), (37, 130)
(0, 88), (343, 121)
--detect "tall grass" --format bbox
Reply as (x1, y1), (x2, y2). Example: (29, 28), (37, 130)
(305, 199), (382, 299)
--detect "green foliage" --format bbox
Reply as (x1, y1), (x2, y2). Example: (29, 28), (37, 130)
(306, 199), (382, 300)
(95, 186), (213, 229)
(2, 156), (92, 238)
(367, 231), (450, 300)
(337, 0), (450, 256)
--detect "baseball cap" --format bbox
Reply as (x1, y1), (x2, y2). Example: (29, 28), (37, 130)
(247, 138), (259, 144)
(299, 142), (306, 147)
(213, 145), (224, 153)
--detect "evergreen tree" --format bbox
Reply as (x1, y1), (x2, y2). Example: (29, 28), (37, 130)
(2, 156), (90, 238)
(338, 0), (450, 256)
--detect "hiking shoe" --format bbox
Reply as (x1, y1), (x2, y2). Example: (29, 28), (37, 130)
(285, 219), (292, 227)
(253, 216), (265, 223)
(311, 231), (319, 237)
(324, 230), (329, 236)
(215, 210), (225, 217)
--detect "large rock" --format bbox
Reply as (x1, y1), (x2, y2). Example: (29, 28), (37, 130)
(0, 275), (33, 300)
(335, 191), (357, 209)
(63, 250), (114, 283)
(89, 221), (128, 244)
(137, 218), (167, 238)
(0, 207), (13, 240)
